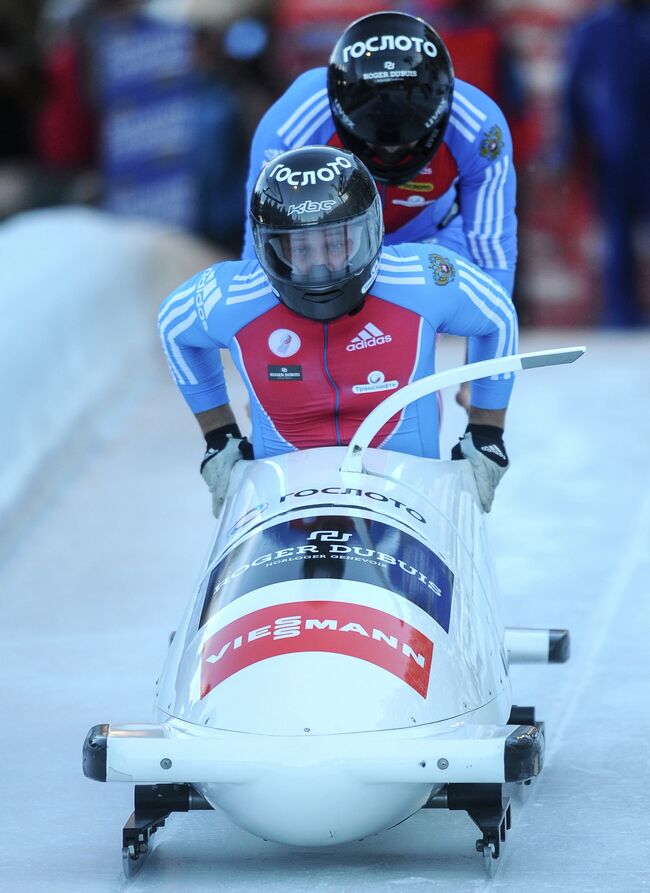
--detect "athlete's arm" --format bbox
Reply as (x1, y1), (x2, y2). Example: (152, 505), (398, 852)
(452, 88), (517, 295)
(195, 403), (238, 435)
(197, 403), (251, 517)
(468, 406), (506, 429)
(158, 269), (230, 413)
(429, 251), (519, 412)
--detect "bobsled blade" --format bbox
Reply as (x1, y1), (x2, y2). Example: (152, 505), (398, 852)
(122, 842), (148, 879)
(121, 804), (166, 878)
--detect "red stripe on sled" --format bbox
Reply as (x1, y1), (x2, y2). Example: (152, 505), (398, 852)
(201, 600), (433, 699)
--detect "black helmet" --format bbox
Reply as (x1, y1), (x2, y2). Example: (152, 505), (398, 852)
(250, 146), (383, 322)
(327, 11), (454, 185)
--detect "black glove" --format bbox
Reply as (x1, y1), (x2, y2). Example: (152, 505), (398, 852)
(200, 424), (253, 518)
(451, 423), (509, 512)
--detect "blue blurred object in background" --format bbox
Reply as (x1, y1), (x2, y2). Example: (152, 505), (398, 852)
(563, 0), (650, 327)
(224, 17), (268, 61)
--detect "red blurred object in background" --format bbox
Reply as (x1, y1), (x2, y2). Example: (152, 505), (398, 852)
(436, 20), (540, 169)
(35, 39), (96, 169)
(271, 0), (392, 84)
(519, 169), (599, 326)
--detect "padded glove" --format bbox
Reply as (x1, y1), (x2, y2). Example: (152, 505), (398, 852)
(451, 423), (509, 513)
(200, 424), (253, 518)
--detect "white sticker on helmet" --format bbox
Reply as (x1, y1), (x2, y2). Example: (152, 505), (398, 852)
(268, 156), (353, 186)
(342, 35), (438, 63)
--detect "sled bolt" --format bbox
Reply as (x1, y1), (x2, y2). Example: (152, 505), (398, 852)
(437, 758), (449, 770)
(160, 758), (172, 770)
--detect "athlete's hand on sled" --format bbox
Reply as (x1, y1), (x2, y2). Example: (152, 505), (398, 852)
(201, 424), (253, 518)
(451, 423), (509, 512)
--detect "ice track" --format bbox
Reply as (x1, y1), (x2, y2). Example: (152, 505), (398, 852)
(1, 331), (649, 892)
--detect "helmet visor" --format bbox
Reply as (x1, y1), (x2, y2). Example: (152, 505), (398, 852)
(257, 197), (383, 293)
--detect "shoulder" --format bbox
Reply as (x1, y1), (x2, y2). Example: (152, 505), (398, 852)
(159, 265), (215, 322)
(287, 67), (329, 98)
(452, 79), (508, 123)
(270, 68), (328, 113)
(159, 259), (277, 334)
(373, 245), (434, 309)
(446, 79), (512, 162)
(378, 243), (429, 274)
(256, 68), (331, 154)
(377, 243), (497, 300)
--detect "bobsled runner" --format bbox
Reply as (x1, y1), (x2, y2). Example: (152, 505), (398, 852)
(83, 346), (584, 877)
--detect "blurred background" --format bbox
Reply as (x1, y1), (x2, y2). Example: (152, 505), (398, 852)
(2, 0), (649, 324)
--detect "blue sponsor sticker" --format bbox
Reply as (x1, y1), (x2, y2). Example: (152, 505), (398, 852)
(200, 516), (454, 632)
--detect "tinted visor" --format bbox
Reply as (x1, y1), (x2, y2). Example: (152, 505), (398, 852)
(257, 198), (382, 294)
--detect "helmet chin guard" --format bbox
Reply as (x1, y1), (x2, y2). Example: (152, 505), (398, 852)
(327, 11), (454, 185)
(250, 147), (383, 321)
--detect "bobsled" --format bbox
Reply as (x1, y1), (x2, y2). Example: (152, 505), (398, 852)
(83, 347), (584, 877)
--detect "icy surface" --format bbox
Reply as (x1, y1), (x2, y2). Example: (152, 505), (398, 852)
(0, 207), (218, 529)
(1, 330), (649, 892)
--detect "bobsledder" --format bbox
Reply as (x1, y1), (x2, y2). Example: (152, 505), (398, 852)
(82, 347), (583, 877)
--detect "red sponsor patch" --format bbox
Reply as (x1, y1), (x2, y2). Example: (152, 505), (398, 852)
(201, 600), (433, 699)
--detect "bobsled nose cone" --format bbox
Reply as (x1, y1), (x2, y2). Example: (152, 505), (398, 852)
(198, 767), (434, 846)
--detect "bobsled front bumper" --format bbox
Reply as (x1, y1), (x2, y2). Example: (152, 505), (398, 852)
(83, 719), (543, 786)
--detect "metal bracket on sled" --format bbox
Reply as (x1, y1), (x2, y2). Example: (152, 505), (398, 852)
(450, 783), (512, 873)
(122, 783), (213, 878)
(424, 717), (545, 876)
(426, 783), (512, 875)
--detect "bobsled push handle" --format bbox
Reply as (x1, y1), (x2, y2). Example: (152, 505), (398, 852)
(341, 346), (586, 474)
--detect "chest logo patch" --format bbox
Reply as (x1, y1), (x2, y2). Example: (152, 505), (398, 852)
(398, 181), (434, 193)
(352, 370), (399, 395)
(480, 125), (504, 161)
(392, 195), (436, 208)
(428, 253), (456, 285)
(347, 323), (392, 351)
(268, 365), (302, 381)
(268, 328), (301, 358)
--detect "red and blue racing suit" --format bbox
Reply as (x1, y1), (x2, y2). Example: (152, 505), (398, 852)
(242, 69), (517, 296)
(159, 244), (518, 460)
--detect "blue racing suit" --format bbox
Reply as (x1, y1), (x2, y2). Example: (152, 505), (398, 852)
(159, 244), (518, 460)
(242, 69), (517, 296)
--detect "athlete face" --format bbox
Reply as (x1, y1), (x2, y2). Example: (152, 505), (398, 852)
(281, 226), (356, 278)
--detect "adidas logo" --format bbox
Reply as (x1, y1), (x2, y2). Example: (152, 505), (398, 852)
(481, 444), (507, 461)
(346, 323), (392, 352)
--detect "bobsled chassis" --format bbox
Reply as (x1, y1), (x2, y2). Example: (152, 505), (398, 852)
(83, 347), (584, 877)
